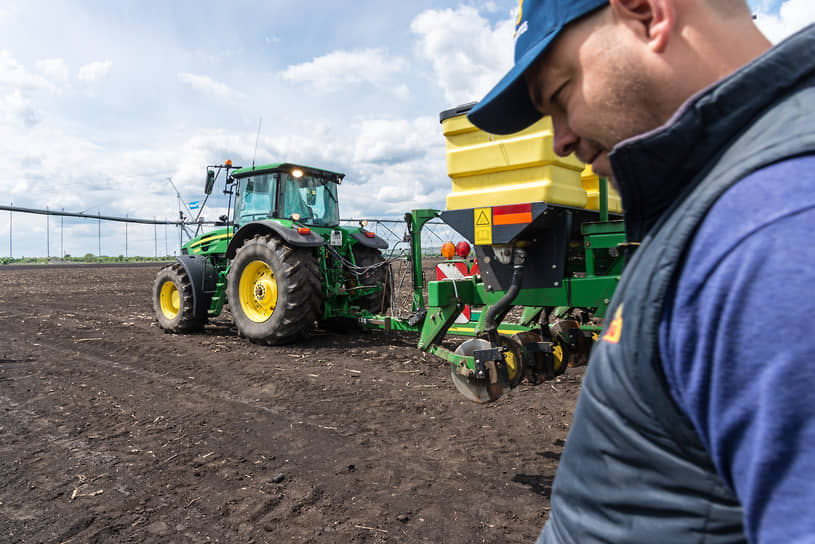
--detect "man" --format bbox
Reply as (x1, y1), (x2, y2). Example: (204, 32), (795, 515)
(468, 1), (815, 542)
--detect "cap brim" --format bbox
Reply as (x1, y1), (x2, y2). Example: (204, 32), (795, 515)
(468, 27), (560, 135)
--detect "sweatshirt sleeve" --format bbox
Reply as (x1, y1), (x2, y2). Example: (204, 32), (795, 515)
(659, 156), (815, 544)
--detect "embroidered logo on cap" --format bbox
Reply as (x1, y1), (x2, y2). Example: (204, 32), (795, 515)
(514, 0), (527, 38)
(515, 20), (528, 42)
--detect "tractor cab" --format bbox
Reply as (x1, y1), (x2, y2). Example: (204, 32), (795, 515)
(232, 163), (343, 228)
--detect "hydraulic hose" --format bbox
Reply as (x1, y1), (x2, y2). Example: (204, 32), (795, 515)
(484, 248), (527, 343)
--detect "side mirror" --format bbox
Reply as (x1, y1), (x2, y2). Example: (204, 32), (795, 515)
(204, 170), (216, 195)
(306, 188), (317, 206)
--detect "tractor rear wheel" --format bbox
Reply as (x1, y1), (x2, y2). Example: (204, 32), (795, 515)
(352, 245), (391, 314)
(152, 263), (207, 332)
(226, 234), (322, 345)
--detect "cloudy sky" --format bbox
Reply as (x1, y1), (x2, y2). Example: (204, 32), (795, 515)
(1, 0), (813, 257)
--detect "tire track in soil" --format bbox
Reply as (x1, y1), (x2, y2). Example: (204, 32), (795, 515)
(1, 336), (387, 542)
(1, 265), (579, 543)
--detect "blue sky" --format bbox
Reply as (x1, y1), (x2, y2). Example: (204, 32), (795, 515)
(1, 0), (813, 257)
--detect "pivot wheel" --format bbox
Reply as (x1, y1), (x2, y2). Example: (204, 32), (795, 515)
(152, 263), (207, 332)
(227, 234), (322, 345)
(352, 245), (391, 313)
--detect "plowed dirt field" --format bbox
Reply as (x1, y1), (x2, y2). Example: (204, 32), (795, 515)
(0, 263), (583, 543)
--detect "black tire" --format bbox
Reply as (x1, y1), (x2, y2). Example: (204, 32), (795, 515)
(226, 234), (322, 345)
(352, 245), (391, 314)
(152, 263), (207, 333)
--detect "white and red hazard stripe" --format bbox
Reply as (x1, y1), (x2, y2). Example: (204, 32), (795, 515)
(435, 260), (475, 323)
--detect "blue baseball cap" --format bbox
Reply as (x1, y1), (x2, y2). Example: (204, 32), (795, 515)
(468, 0), (609, 134)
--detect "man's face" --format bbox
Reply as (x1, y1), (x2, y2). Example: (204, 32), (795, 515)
(524, 9), (667, 179)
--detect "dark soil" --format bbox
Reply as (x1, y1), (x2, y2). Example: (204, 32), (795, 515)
(0, 263), (583, 543)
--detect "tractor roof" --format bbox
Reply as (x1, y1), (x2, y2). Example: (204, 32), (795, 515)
(232, 162), (345, 182)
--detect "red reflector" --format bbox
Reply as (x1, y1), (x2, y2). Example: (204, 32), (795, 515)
(297, 227), (311, 235)
(365, 231), (375, 238)
(493, 203), (532, 225)
(494, 203), (531, 215)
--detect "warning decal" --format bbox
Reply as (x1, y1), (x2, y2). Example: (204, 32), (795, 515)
(493, 203), (532, 225)
(474, 207), (492, 245)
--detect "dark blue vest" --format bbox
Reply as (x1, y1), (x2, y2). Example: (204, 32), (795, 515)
(539, 25), (815, 543)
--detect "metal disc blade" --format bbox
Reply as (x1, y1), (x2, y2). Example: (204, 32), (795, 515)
(451, 338), (503, 403)
(450, 365), (493, 404)
(450, 365), (492, 404)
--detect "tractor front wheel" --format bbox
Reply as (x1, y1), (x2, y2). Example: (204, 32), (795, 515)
(226, 234), (321, 345)
(152, 263), (207, 332)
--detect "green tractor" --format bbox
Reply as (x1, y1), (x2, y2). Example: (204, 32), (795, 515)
(152, 161), (391, 344)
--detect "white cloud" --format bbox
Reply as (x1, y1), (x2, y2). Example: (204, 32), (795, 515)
(280, 48), (410, 98)
(754, 0), (815, 43)
(77, 60), (112, 83)
(411, 6), (515, 105)
(342, 157), (449, 218)
(353, 117), (438, 164)
(0, 89), (40, 127)
(178, 72), (245, 101)
(393, 83), (411, 101)
(0, 50), (55, 91)
(0, 51), (49, 128)
(0, 123), (107, 215)
(35, 58), (70, 83)
(338, 116), (448, 217)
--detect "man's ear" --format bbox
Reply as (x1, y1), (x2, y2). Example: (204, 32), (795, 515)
(610, 0), (673, 52)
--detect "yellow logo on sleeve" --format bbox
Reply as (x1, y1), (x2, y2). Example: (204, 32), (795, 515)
(602, 304), (623, 344)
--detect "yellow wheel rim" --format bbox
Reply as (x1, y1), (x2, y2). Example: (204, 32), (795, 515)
(503, 343), (521, 383)
(552, 344), (565, 374)
(239, 260), (278, 323)
(159, 281), (180, 319)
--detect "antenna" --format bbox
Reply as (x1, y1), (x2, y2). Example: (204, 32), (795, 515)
(167, 176), (194, 218)
(252, 117), (263, 169)
(167, 176), (195, 243)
